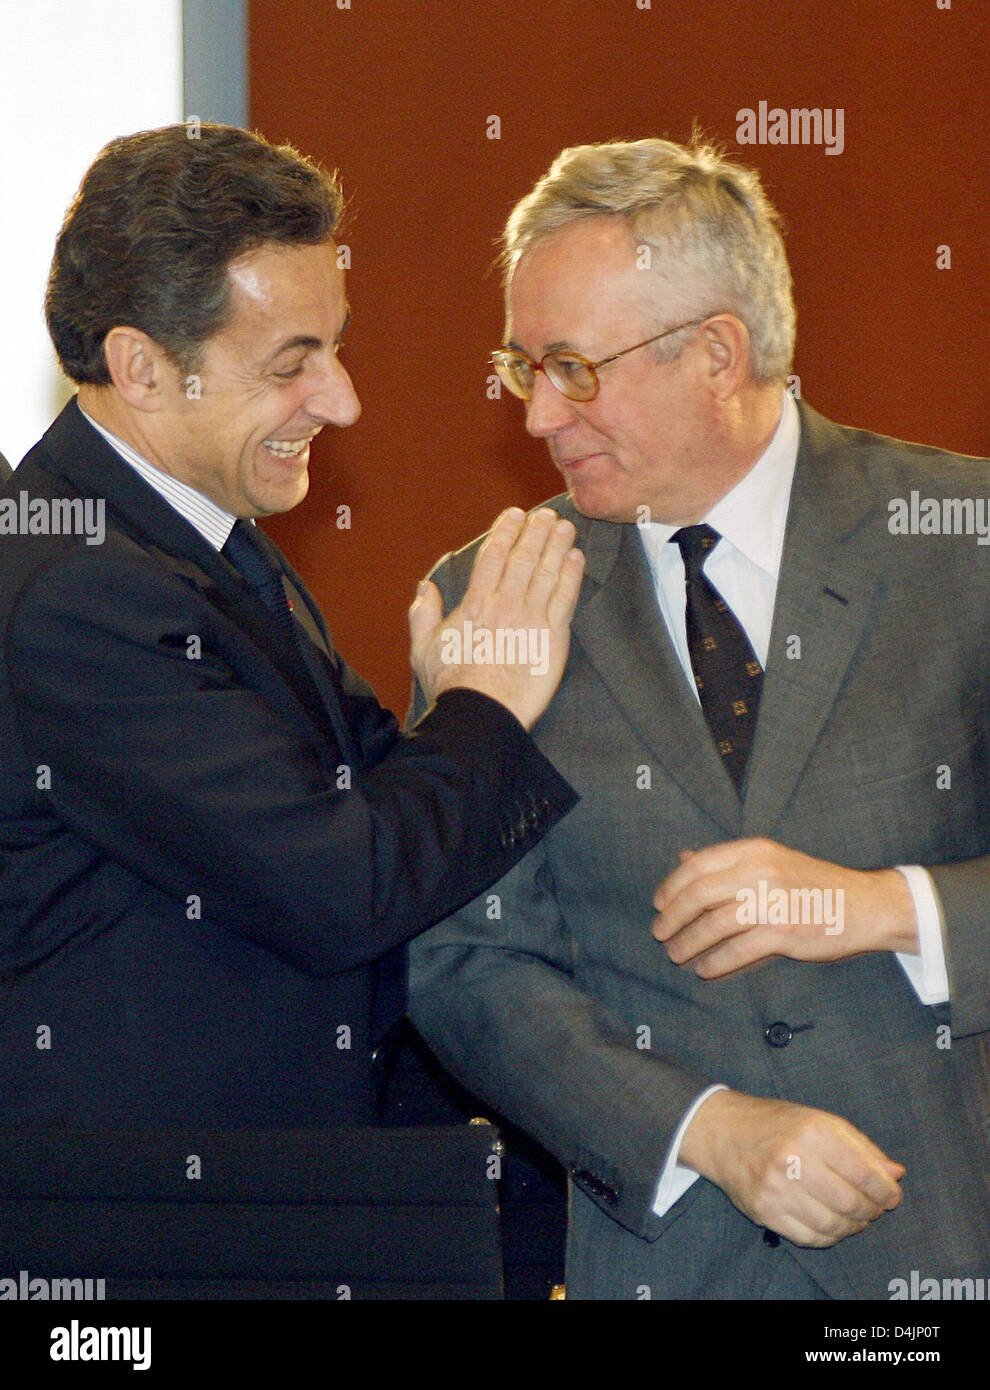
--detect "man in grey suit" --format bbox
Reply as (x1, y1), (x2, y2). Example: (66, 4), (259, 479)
(409, 138), (990, 1299)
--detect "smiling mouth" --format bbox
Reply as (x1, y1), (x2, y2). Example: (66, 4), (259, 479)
(262, 431), (320, 459)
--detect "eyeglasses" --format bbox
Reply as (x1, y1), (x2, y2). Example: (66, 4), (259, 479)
(491, 317), (708, 402)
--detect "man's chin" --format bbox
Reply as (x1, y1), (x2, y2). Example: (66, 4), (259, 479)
(249, 451), (311, 515)
(566, 479), (636, 525)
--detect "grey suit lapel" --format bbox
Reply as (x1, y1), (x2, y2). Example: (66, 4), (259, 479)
(573, 517), (743, 837)
(742, 405), (883, 835)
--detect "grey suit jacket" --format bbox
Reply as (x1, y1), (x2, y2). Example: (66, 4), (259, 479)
(409, 403), (990, 1299)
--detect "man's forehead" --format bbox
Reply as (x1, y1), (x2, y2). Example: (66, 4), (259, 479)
(227, 254), (274, 305)
(512, 218), (638, 286)
(505, 221), (652, 346)
(218, 240), (345, 347)
(226, 240), (342, 305)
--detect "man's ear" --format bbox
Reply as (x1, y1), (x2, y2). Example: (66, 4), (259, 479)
(102, 327), (173, 412)
(697, 314), (751, 400)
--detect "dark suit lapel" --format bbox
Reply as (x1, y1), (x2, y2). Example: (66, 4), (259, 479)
(38, 401), (355, 769)
(573, 517), (743, 837)
(742, 404), (883, 835)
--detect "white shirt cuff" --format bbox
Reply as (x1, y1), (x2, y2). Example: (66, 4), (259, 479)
(651, 1083), (728, 1217)
(894, 865), (950, 1005)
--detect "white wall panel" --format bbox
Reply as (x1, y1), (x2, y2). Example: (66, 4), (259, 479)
(0, 0), (183, 466)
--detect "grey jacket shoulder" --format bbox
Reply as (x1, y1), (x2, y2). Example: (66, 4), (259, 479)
(798, 401), (990, 484)
(428, 494), (589, 600)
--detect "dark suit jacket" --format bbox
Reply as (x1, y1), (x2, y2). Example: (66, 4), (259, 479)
(410, 403), (990, 1298)
(0, 400), (575, 1127)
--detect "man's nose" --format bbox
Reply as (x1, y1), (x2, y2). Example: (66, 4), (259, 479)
(308, 354), (361, 428)
(524, 370), (578, 438)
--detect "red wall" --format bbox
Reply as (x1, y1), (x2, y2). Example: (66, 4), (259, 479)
(250, 0), (989, 715)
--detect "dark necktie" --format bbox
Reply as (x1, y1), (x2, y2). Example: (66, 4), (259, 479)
(222, 519), (295, 638)
(222, 519), (359, 767)
(671, 524), (763, 792)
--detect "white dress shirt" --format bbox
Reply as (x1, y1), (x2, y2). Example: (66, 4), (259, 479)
(639, 392), (950, 1216)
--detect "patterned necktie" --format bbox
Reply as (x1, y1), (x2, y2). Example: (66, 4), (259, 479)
(671, 524), (763, 792)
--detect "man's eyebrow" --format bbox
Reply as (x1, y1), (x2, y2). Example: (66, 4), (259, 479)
(504, 338), (569, 355)
(266, 335), (322, 362)
(263, 309), (351, 364)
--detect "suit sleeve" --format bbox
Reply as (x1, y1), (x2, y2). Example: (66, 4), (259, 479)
(5, 547), (576, 976)
(927, 857), (990, 1037)
(408, 830), (716, 1241)
(407, 556), (716, 1242)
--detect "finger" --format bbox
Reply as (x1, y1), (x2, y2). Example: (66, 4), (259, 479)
(544, 546), (585, 629)
(770, 1193), (871, 1249)
(819, 1132), (905, 1211)
(521, 517), (578, 615)
(742, 1163), (868, 1248)
(655, 866), (753, 939)
(758, 1154), (883, 1245)
(461, 508), (527, 607)
(495, 507), (560, 602)
(820, 1168), (896, 1225)
(653, 841), (739, 910)
(689, 929), (782, 978)
(408, 578), (442, 652)
(662, 901), (756, 963)
(820, 1162), (902, 1220)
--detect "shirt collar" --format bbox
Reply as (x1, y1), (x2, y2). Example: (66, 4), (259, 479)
(79, 405), (238, 552)
(640, 389), (799, 581)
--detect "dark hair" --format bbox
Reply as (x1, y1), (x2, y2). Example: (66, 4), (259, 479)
(46, 123), (344, 385)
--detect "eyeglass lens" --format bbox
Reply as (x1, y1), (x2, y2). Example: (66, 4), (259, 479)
(494, 352), (598, 402)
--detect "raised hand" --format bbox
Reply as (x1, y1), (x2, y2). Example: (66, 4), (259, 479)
(409, 506), (584, 730)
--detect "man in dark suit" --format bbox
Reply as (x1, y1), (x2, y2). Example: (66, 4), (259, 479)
(0, 124), (584, 1128)
(410, 138), (990, 1298)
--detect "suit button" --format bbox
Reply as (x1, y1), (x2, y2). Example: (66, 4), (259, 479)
(513, 816), (528, 840)
(765, 1021), (792, 1048)
(525, 806), (542, 827)
(537, 797), (550, 815)
(499, 827), (516, 849)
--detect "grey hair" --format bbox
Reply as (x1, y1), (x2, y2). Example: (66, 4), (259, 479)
(501, 137), (796, 382)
